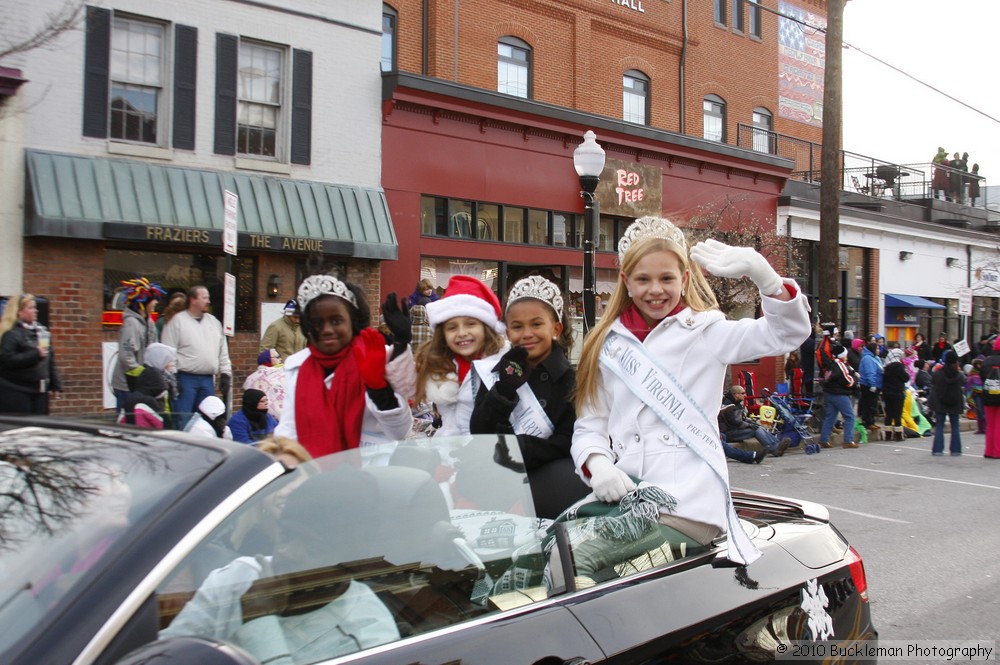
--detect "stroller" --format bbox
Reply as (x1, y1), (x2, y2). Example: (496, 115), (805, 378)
(762, 388), (821, 454)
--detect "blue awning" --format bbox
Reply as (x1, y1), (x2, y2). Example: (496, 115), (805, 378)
(885, 294), (946, 310)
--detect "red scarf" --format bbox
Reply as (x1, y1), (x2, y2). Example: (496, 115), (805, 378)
(455, 355), (473, 383)
(619, 302), (685, 342)
(295, 342), (365, 457)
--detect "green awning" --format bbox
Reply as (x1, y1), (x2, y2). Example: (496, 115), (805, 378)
(24, 149), (397, 260)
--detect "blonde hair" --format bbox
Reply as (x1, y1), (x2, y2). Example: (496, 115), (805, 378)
(254, 435), (312, 466)
(414, 323), (506, 404)
(574, 232), (718, 411)
(0, 294), (35, 337)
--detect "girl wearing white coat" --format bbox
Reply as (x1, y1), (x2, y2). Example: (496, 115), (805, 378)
(572, 217), (812, 565)
(275, 275), (415, 460)
(414, 276), (509, 438)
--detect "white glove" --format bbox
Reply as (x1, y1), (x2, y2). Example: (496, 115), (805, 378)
(586, 454), (637, 503)
(690, 238), (784, 296)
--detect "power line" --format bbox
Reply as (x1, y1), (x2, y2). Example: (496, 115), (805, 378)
(755, 1), (1000, 126)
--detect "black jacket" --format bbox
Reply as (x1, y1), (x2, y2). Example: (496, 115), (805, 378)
(717, 391), (756, 434)
(882, 361), (910, 398)
(0, 324), (62, 393)
(930, 365), (966, 414)
(823, 358), (858, 395)
(469, 345), (576, 471)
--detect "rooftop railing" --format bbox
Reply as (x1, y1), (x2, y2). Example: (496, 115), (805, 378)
(735, 124), (988, 209)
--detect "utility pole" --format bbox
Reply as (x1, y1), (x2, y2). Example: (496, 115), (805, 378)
(818, 0), (845, 326)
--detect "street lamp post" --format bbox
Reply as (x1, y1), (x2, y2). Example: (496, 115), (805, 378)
(573, 130), (606, 330)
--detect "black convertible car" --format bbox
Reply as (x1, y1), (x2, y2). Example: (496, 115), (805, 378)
(0, 417), (876, 665)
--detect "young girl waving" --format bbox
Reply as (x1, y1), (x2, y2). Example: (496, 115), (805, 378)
(572, 217), (812, 565)
(469, 275), (589, 518)
(415, 276), (508, 437)
(275, 274), (415, 458)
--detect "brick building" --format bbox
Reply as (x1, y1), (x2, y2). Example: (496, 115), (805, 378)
(1, 1), (393, 412)
(379, 0), (834, 387)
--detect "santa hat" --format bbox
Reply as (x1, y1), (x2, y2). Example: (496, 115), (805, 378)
(426, 275), (505, 333)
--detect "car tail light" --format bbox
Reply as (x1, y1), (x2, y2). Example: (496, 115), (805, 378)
(845, 545), (869, 602)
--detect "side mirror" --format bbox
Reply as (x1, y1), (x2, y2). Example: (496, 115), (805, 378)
(115, 637), (259, 665)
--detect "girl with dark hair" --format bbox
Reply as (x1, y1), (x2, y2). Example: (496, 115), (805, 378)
(275, 275), (415, 459)
(469, 275), (589, 518)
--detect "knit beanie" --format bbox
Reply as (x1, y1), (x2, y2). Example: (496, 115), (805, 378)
(832, 343), (847, 359)
(426, 275), (504, 333)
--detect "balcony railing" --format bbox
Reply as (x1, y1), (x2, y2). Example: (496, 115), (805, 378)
(735, 124), (988, 209)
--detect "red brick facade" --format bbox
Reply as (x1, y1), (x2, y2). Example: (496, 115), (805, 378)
(387, 0), (826, 149)
(26, 238), (381, 415)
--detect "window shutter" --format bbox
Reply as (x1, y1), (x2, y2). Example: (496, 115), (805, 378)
(82, 6), (111, 138)
(173, 25), (198, 150)
(214, 33), (238, 155)
(290, 49), (313, 165)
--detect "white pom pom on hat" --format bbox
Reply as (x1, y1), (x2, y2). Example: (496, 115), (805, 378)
(426, 275), (505, 333)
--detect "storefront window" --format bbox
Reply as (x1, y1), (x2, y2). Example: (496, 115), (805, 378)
(104, 249), (256, 332)
(421, 196), (446, 235)
(971, 295), (999, 345)
(553, 213), (570, 247)
(448, 200), (475, 238)
(527, 209), (549, 245)
(417, 257), (499, 294)
(503, 206), (525, 243)
(598, 218), (615, 251)
(478, 204), (499, 241)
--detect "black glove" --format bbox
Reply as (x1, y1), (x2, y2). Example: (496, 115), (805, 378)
(381, 293), (412, 347)
(492, 346), (531, 394)
(218, 373), (232, 399)
(494, 440), (526, 474)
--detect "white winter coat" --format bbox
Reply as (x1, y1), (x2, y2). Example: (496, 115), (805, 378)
(572, 282), (812, 538)
(275, 345), (415, 455)
(424, 344), (509, 438)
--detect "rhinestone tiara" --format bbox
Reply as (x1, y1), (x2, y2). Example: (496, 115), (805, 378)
(506, 275), (564, 320)
(617, 216), (688, 264)
(297, 274), (358, 311)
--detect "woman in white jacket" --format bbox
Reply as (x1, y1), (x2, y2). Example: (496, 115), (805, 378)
(572, 217), (812, 565)
(275, 275), (415, 460)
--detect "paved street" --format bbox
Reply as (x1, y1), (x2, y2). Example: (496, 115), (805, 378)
(729, 430), (1000, 646)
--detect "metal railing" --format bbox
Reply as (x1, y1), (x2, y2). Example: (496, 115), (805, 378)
(735, 124), (988, 209)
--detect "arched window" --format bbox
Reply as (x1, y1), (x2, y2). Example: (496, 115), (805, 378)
(381, 5), (397, 72)
(623, 70), (649, 125)
(752, 107), (774, 153)
(498, 37), (531, 98)
(703, 94), (726, 143)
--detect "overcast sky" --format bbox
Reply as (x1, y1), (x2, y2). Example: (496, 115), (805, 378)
(841, 0), (999, 188)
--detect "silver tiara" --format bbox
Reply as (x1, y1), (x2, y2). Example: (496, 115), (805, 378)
(297, 274), (358, 310)
(506, 275), (564, 320)
(617, 216), (688, 264)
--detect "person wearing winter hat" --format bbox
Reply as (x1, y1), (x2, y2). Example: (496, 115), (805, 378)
(260, 299), (307, 363)
(274, 274), (415, 459)
(819, 344), (859, 449)
(572, 216), (811, 566)
(980, 337), (1000, 458)
(112, 277), (166, 411)
(185, 395), (233, 439)
(415, 275), (509, 438)
(243, 349), (285, 419)
(228, 389), (278, 444)
(881, 347), (910, 441)
(929, 351), (965, 456)
(858, 338), (884, 432)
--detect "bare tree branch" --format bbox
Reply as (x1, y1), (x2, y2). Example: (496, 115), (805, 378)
(0, 0), (85, 60)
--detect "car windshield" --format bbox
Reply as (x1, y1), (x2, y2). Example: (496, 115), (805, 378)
(0, 425), (224, 653)
(157, 435), (708, 663)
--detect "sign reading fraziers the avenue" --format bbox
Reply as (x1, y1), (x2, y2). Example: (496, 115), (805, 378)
(103, 223), (352, 255)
